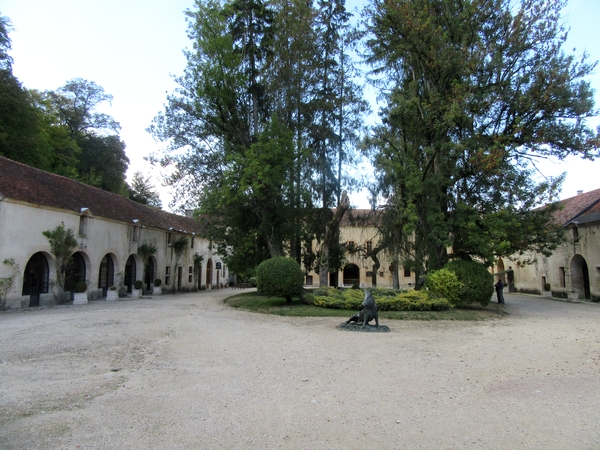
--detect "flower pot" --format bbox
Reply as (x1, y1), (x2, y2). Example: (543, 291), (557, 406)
(132, 288), (142, 299)
(106, 290), (118, 301)
(152, 287), (162, 295)
(73, 292), (88, 305)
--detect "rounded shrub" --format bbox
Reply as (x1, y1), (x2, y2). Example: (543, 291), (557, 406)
(74, 281), (88, 293)
(424, 268), (464, 306)
(134, 280), (143, 290)
(154, 278), (162, 287)
(256, 257), (304, 302)
(444, 260), (494, 306)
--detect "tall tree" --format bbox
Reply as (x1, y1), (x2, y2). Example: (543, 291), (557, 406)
(365, 0), (599, 276)
(150, 0), (366, 276)
(129, 171), (163, 208)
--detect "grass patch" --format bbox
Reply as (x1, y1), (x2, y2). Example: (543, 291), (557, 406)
(224, 292), (507, 321)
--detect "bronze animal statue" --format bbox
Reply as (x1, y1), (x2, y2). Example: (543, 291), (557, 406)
(346, 289), (379, 328)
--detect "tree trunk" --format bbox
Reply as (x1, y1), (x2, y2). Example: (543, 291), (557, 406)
(319, 191), (350, 287)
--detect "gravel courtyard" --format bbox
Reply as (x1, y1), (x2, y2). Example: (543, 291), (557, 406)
(1, 290), (599, 449)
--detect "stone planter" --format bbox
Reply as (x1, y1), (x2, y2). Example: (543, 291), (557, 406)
(152, 287), (162, 295)
(73, 292), (88, 305)
(542, 291), (552, 298)
(131, 289), (142, 299)
(106, 290), (118, 301)
(568, 292), (579, 302)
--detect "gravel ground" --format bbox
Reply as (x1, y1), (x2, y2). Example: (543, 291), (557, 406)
(1, 290), (599, 449)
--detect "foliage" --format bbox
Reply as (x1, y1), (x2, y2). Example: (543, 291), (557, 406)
(74, 281), (88, 293)
(42, 223), (78, 288)
(134, 280), (143, 290)
(226, 292), (503, 319)
(444, 260), (494, 307)
(0, 258), (20, 305)
(172, 237), (189, 257)
(149, 0), (366, 275)
(154, 278), (162, 287)
(128, 171), (162, 208)
(193, 253), (203, 285)
(305, 288), (452, 311)
(256, 256), (304, 302)
(0, 26), (130, 195)
(364, 0), (598, 274)
(424, 268), (465, 306)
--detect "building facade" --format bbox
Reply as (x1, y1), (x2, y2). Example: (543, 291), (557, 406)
(494, 189), (600, 301)
(304, 209), (417, 289)
(0, 157), (227, 310)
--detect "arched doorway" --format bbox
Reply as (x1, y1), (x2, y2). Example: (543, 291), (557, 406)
(496, 258), (506, 283)
(22, 252), (49, 307)
(98, 254), (115, 297)
(144, 257), (155, 292)
(65, 252), (86, 293)
(124, 255), (137, 293)
(206, 258), (212, 288)
(343, 263), (360, 286)
(570, 254), (590, 299)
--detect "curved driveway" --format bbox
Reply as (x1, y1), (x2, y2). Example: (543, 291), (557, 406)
(1, 290), (599, 449)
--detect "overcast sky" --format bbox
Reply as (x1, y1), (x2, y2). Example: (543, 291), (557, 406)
(2, 0), (600, 210)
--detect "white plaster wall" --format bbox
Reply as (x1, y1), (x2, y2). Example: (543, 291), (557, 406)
(0, 199), (226, 309)
(506, 223), (600, 300)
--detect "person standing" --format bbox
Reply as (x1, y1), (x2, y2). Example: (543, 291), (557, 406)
(495, 279), (505, 304)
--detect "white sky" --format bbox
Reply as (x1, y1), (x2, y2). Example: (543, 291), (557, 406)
(2, 0), (600, 210)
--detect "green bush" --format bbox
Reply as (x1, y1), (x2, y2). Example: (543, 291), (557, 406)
(134, 280), (143, 289)
(444, 260), (493, 306)
(256, 257), (304, 302)
(425, 268), (464, 306)
(154, 278), (162, 287)
(306, 288), (452, 311)
(74, 281), (88, 293)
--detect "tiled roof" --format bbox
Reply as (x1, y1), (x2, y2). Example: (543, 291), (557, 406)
(0, 156), (203, 234)
(554, 188), (600, 226)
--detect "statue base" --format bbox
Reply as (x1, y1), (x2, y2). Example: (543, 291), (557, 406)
(337, 323), (390, 332)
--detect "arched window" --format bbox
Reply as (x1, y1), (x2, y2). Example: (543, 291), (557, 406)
(22, 252), (49, 307)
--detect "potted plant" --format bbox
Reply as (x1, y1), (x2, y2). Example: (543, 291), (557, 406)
(542, 282), (552, 297)
(73, 281), (88, 305)
(132, 280), (143, 298)
(106, 285), (118, 302)
(153, 278), (162, 295)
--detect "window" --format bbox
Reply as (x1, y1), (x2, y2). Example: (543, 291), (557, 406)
(366, 271), (374, 278)
(559, 267), (566, 288)
(366, 240), (373, 253)
(131, 226), (139, 242)
(403, 266), (411, 278)
(379, 271), (384, 278)
(305, 275), (313, 286)
(573, 226), (579, 243)
(191, 236), (194, 249)
(167, 232), (172, 246)
(189, 266), (193, 283)
(347, 241), (356, 252)
(79, 216), (88, 237)
(165, 266), (171, 285)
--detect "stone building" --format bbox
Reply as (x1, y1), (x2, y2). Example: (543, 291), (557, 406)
(0, 157), (227, 310)
(494, 188), (600, 301)
(303, 209), (417, 289)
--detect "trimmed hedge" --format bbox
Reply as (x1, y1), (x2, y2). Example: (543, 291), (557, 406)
(256, 257), (304, 302)
(424, 268), (464, 306)
(306, 288), (452, 311)
(444, 260), (493, 306)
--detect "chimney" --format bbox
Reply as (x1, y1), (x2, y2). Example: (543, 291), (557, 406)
(577, 190), (584, 195)
(185, 209), (194, 218)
